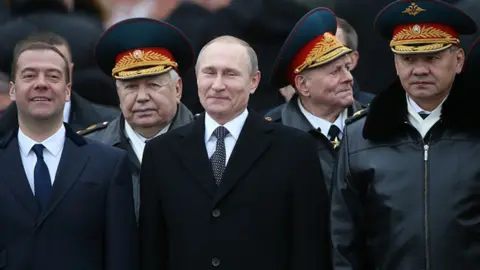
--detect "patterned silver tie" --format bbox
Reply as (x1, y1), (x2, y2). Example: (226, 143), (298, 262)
(211, 126), (229, 186)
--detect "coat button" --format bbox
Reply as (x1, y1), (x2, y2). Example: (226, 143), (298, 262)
(212, 209), (221, 218)
(212, 257), (220, 267)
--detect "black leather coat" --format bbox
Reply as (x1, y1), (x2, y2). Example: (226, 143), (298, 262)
(331, 79), (480, 270)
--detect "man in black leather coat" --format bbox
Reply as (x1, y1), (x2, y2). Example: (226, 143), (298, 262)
(331, 1), (480, 269)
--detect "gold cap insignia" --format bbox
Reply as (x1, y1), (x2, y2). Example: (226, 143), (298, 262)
(133, 49), (143, 60)
(412, 24), (421, 34)
(402, 3), (426, 16)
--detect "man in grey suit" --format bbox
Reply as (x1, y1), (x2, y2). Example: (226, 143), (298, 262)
(79, 17), (195, 219)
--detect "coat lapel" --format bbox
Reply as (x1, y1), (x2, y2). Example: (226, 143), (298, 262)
(176, 114), (216, 197)
(37, 125), (89, 225)
(0, 131), (40, 218)
(213, 112), (272, 205)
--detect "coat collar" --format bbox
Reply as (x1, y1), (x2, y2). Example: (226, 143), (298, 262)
(175, 109), (273, 202)
(0, 123), (86, 149)
(363, 75), (480, 141)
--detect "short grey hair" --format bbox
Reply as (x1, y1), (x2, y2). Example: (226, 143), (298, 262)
(195, 35), (259, 75)
(169, 69), (179, 81)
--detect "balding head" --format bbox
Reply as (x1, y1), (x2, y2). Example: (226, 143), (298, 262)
(196, 35), (259, 76)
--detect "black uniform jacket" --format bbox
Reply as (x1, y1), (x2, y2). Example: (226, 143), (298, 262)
(331, 78), (480, 270)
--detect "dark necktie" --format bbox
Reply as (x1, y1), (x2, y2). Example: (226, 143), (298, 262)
(418, 112), (429, 119)
(328, 125), (341, 149)
(210, 126), (229, 186)
(32, 144), (52, 211)
(328, 125), (341, 141)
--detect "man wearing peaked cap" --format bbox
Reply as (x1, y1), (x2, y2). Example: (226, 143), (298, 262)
(265, 7), (364, 192)
(330, 1), (480, 270)
(78, 17), (195, 220)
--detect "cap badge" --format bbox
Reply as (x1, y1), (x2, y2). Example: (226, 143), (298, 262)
(133, 49), (143, 60)
(412, 24), (421, 34)
(402, 3), (426, 16)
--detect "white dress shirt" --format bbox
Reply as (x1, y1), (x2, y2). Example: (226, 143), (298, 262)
(407, 94), (446, 138)
(205, 109), (248, 165)
(124, 120), (170, 163)
(18, 124), (66, 194)
(298, 98), (346, 140)
(63, 101), (71, 123)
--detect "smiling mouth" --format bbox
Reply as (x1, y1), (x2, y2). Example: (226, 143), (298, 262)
(31, 97), (52, 101)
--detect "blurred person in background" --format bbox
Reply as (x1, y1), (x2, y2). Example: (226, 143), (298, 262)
(0, 72), (12, 117)
(336, 16), (375, 105)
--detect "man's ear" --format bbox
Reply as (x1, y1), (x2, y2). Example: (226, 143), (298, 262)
(69, 63), (74, 82)
(350, 51), (360, 70)
(249, 71), (261, 95)
(455, 48), (465, 74)
(294, 73), (310, 98)
(175, 78), (183, 103)
(9, 82), (16, 101)
(65, 82), (72, 102)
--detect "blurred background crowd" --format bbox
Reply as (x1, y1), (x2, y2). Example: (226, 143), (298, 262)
(0, 0), (478, 118)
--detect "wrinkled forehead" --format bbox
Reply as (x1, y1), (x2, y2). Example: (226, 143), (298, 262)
(117, 72), (171, 84)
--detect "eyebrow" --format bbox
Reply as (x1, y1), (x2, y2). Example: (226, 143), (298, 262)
(20, 67), (62, 74)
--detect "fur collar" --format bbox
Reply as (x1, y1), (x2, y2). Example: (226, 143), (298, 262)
(363, 75), (480, 140)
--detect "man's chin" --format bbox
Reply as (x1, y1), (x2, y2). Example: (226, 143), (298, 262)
(132, 118), (164, 129)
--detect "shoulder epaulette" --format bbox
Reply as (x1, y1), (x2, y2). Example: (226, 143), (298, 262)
(76, 121), (109, 136)
(345, 108), (369, 125)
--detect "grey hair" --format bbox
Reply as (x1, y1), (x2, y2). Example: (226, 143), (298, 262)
(169, 69), (179, 81)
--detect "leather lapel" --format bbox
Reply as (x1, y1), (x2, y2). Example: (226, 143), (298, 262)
(0, 135), (40, 218)
(176, 114), (216, 197)
(37, 131), (89, 225)
(213, 112), (272, 205)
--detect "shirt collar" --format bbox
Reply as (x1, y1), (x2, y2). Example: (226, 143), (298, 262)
(205, 109), (249, 142)
(297, 98), (344, 136)
(406, 94), (448, 120)
(18, 124), (66, 157)
(124, 120), (170, 143)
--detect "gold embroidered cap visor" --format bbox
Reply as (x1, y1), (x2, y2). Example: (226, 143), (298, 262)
(270, 7), (349, 89)
(95, 17), (194, 80)
(390, 23), (459, 54)
(289, 32), (352, 83)
(112, 48), (178, 80)
(374, 0), (477, 54)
